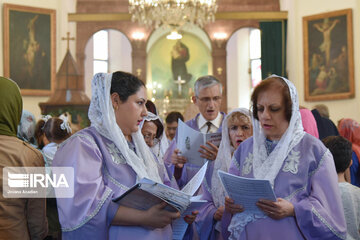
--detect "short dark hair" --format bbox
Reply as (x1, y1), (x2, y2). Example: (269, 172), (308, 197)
(251, 77), (292, 122)
(165, 111), (184, 124)
(43, 117), (71, 144)
(153, 119), (164, 139)
(110, 71), (145, 102)
(146, 100), (157, 115)
(322, 136), (352, 173)
(35, 119), (46, 149)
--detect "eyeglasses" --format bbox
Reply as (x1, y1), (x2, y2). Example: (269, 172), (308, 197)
(196, 96), (222, 103)
(143, 133), (160, 145)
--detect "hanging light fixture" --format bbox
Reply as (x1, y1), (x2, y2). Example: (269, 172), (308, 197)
(128, 0), (218, 30)
(166, 30), (183, 40)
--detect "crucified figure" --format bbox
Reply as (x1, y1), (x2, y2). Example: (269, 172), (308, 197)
(313, 18), (340, 67)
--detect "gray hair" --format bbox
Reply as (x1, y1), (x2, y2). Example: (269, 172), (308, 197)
(313, 104), (329, 118)
(194, 75), (222, 96)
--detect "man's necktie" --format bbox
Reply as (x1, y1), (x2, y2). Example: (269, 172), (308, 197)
(206, 121), (212, 133)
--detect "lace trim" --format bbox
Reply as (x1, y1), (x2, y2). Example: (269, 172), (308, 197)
(282, 150), (300, 174)
(309, 149), (329, 178)
(62, 187), (112, 232)
(311, 206), (346, 240)
(284, 150), (328, 201)
(228, 212), (267, 240)
(242, 153), (253, 175)
(232, 155), (242, 173)
(106, 143), (126, 165)
(103, 166), (129, 192)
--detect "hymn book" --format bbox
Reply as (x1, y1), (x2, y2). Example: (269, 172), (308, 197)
(177, 119), (221, 167)
(218, 170), (277, 215)
(114, 162), (208, 239)
(113, 161), (208, 214)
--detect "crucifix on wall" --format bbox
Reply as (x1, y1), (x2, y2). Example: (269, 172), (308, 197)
(62, 32), (75, 51)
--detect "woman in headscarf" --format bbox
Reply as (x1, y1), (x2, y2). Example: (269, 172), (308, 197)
(338, 118), (360, 187)
(141, 111), (199, 238)
(222, 75), (346, 239)
(196, 108), (253, 240)
(0, 77), (47, 239)
(141, 111), (169, 162)
(53, 71), (180, 239)
(140, 111), (178, 187)
(299, 107), (319, 138)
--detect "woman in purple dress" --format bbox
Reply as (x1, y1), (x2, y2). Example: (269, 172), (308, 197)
(140, 111), (178, 188)
(53, 71), (180, 239)
(196, 108), (253, 240)
(222, 75), (347, 239)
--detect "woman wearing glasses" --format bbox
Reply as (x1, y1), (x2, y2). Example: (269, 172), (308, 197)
(222, 75), (346, 240)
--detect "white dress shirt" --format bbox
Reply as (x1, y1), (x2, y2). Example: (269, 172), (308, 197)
(198, 112), (223, 133)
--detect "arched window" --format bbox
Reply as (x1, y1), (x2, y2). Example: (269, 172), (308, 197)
(249, 28), (261, 88)
(93, 30), (109, 74)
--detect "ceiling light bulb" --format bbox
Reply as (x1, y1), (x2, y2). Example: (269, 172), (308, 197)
(166, 31), (182, 40)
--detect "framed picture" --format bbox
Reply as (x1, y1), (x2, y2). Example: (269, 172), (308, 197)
(3, 4), (56, 96)
(303, 9), (354, 101)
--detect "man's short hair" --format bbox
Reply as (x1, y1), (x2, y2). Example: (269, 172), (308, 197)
(322, 136), (352, 173)
(165, 111), (184, 124)
(194, 75), (222, 97)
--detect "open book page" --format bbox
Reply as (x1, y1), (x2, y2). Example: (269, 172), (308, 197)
(218, 170), (277, 214)
(113, 184), (178, 212)
(177, 120), (221, 166)
(137, 178), (191, 213)
(114, 160), (208, 217)
(140, 161), (208, 212)
(172, 162), (209, 240)
(177, 120), (205, 166)
(113, 162), (208, 214)
(172, 198), (207, 240)
(181, 161), (208, 196)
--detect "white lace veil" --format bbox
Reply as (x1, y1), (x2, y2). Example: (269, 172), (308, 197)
(228, 75), (305, 239)
(252, 75), (304, 185)
(140, 111), (169, 161)
(88, 72), (162, 182)
(211, 108), (252, 208)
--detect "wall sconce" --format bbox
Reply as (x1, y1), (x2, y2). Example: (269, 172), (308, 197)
(213, 32), (227, 48)
(136, 68), (142, 77)
(131, 32), (145, 48)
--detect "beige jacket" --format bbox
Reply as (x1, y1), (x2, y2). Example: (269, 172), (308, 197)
(0, 135), (48, 240)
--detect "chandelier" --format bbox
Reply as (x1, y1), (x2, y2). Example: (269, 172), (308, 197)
(128, 0), (218, 30)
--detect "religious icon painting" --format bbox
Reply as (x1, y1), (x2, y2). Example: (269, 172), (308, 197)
(146, 31), (211, 118)
(147, 32), (211, 100)
(3, 4), (56, 96)
(303, 9), (354, 101)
